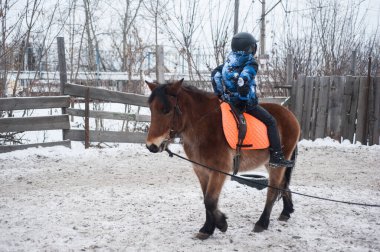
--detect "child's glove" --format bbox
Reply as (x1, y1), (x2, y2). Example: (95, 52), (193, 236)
(235, 100), (247, 113)
(237, 77), (250, 97)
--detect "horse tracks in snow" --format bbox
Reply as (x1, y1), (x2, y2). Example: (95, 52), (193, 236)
(0, 141), (379, 251)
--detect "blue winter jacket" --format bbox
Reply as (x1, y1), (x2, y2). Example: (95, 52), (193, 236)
(213, 51), (258, 104)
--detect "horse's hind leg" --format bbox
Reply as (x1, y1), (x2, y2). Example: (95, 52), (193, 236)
(194, 170), (227, 240)
(279, 147), (297, 221)
(279, 189), (294, 221)
(254, 167), (285, 232)
(279, 166), (294, 221)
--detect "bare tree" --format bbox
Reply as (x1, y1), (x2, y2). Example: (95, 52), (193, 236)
(270, 0), (379, 88)
(160, 0), (204, 82)
(12, 0), (42, 97)
(107, 0), (143, 92)
(207, 0), (233, 66)
(67, 0), (78, 82)
(143, 0), (169, 77)
(83, 0), (97, 72)
(0, 0), (20, 97)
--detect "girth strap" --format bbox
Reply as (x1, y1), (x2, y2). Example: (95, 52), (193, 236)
(228, 104), (252, 175)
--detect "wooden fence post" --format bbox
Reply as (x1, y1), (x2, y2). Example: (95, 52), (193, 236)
(84, 87), (90, 149)
(341, 76), (360, 142)
(156, 45), (165, 83)
(372, 77), (380, 145)
(367, 57), (376, 145)
(57, 37), (68, 141)
(314, 76), (330, 139)
(301, 76), (314, 139)
(326, 76), (345, 141)
(310, 77), (320, 140)
(294, 75), (305, 138)
(350, 50), (357, 75)
(368, 78), (375, 146)
(57, 37), (67, 96)
(356, 76), (370, 144)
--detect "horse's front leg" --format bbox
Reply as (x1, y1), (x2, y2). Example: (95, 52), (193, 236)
(254, 167), (285, 232)
(195, 171), (228, 240)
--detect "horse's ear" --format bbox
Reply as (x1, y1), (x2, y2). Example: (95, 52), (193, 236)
(167, 79), (184, 94)
(175, 78), (184, 90)
(145, 80), (158, 91)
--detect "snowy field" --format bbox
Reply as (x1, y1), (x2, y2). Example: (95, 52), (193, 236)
(0, 139), (379, 251)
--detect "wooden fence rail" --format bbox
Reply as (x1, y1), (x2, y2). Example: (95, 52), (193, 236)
(0, 96), (70, 110)
(0, 115), (70, 132)
(66, 130), (147, 143)
(66, 108), (150, 122)
(0, 96), (72, 153)
(291, 75), (380, 145)
(64, 83), (148, 106)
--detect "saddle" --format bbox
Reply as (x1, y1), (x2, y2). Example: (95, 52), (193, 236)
(220, 102), (269, 150)
(220, 101), (270, 175)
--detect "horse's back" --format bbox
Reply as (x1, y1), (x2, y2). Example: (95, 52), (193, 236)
(260, 103), (300, 158)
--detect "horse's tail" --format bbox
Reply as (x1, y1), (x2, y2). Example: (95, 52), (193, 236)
(284, 145), (297, 187)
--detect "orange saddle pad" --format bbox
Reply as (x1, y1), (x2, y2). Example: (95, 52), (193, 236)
(221, 102), (269, 150)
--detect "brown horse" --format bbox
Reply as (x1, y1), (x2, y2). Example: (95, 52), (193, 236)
(145, 79), (300, 239)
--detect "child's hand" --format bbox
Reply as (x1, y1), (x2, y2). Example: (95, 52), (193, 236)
(238, 83), (250, 97)
(235, 100), (247, 113)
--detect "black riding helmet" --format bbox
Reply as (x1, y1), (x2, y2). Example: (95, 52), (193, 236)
(231, 32), (258, 54)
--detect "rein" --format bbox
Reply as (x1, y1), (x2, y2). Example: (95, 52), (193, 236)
(164, 148), (380, 208)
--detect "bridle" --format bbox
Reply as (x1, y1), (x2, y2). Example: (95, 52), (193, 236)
(168, 93), (182, 139)
(160, 91), (183, 150)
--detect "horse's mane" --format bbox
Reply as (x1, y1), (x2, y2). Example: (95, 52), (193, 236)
(181, 84), (215, 102)
(148, 82), (215, 112)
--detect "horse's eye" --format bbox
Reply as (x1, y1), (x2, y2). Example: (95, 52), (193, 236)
(162, 106), (171, 114)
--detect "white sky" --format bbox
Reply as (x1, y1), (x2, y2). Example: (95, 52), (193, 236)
(196, 0), (380, 54)
(6, 0), (380, 55)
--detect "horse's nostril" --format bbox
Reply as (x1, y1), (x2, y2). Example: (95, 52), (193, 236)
(146, 144), (159, 153)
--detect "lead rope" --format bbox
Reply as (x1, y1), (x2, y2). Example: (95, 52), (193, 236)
(165, 147), (380, 208)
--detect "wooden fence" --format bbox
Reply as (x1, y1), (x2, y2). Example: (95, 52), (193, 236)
(290, 75), (380, 145)
(0, 86), (150, 153)
(0, 96), (71, 153)
(0, 83), (287, 153)
(2, 38), (379, 153)
(63, 83), (149, 147)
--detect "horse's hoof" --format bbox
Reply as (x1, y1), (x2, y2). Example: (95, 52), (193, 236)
(253, 223), (267, 233)
(216, 214), (228, 232)
(217, 222), (228, 233)
(195, 232), (211, 240)
(278, 213), (290, 221)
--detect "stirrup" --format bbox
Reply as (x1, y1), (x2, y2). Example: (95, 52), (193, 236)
(269, 160), (294, 168)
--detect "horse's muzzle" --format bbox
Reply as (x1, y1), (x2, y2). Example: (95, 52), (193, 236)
(146, 143), (160, 153)
(146, 140), (169, 153)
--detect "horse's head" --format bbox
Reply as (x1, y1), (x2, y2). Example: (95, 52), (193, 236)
(145, 79), (184, 153)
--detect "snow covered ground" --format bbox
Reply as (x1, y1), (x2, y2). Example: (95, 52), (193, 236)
(0, 139), (379, 251)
